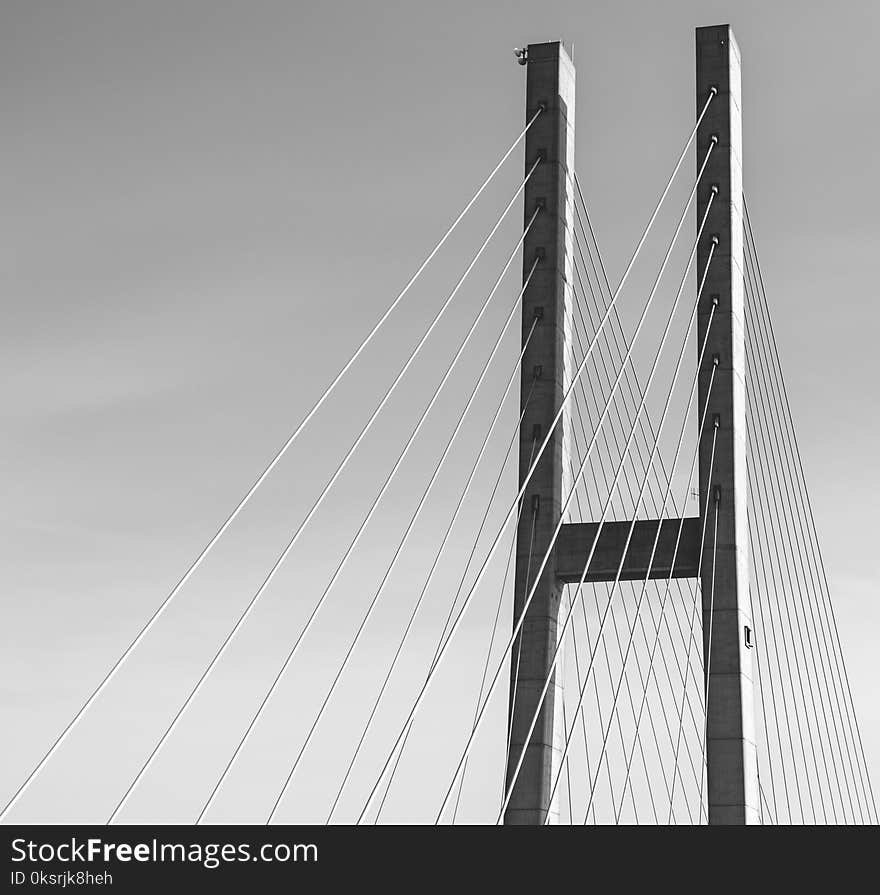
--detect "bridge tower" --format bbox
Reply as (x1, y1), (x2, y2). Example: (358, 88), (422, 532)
(504, 39), (575, 825)
(504, 25), (758, 824)
(693, 23), (758, 824)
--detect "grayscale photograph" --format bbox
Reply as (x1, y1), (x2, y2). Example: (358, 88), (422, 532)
(1, 1), (877, 882)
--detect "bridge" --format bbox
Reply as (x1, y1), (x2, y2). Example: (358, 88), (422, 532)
(1, 23), (876, 826)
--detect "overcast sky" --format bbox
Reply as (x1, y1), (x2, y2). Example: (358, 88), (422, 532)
(1, 0), (877, 824)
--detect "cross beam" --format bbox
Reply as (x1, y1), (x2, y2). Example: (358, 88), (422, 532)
(555, 518), (701, 584)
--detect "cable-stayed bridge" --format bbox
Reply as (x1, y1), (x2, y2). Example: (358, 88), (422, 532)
(2, 24), (876, 826)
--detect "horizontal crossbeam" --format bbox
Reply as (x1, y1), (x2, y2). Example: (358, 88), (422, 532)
(555, 518), (700, 584)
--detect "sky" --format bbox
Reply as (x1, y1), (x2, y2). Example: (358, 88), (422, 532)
(1, 0), (877, 824)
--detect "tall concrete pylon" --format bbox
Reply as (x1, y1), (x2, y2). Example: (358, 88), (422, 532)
(504, 26), (758, 824)
(504, 40), (575, 826)
(694, 22), (759, 824)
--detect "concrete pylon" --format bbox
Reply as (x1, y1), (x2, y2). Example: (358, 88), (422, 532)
(695, 23), (759, 824)
(503, 40), (575, 826)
